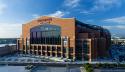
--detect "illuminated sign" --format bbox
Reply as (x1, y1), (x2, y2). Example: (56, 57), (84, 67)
(37, 18), (52, 24)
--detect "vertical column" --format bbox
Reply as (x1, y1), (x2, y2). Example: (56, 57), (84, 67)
(50, 46), (52, 57)
(66, 36), (69, 59)
(25, 38), (27, 54)
(21, 38), (24, 54)
(41, 45), (43, 56)
(66, 48), (69, 59)
(61, 37), (63, 58)
(89, 39), (92, 63)
(32, 45), (34, 55)
(72, 36), (75, 61)
(24, 45), (26, 54)
(30, 45), (32, 54)
(81, 39), (84, 61)
(36, 45), (38, 55)
(55, 45), (57, 57)
(17, 39), (19, 52)
(45, 45), (47, 56)
(28, 45), (30, 54)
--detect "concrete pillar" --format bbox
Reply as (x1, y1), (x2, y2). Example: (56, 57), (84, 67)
(55, 45), (57, 57)
(50, 46), (52, 57)
(41, 45), (43, 56)
(24, 45), (26, 54)
(36, 45), (38, 55)
(66, 36), (69, 59)
(30, 45), (32, 54)
(72, 37), (75, 61)
(61, 37), (63, 58)
(28, 45), (30, 54)
(89, 39), (92, 63)
(45, 45), (47, 56)
(32, 45), (34, 55)
(66, 47), (69, 59)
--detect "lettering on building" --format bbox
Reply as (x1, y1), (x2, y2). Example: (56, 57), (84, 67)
(37, 18), (52, 24)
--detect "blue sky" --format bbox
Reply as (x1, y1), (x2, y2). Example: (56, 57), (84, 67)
(0, 0), (125, 38)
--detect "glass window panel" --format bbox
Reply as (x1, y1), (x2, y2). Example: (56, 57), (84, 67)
(33, 32), (36, 38)
(30, 24), (61, 45)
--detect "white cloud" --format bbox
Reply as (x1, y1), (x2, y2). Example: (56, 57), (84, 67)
(104, 16), (125, 24)
(91, 0), (121, 12)
(31, 11), (69, 19)
(0, 2), (7, 15)
(32, 14), (40, 19)
(103, 26), (113, 29)
(64, 0), (80, 8)
(0, 23), (22, 38)
(80, 10), (94, 15)
(103, 25), (125, 30)
(48, 11), (68, 18)
(116, 25), (125, 29)
(80, 0), (122, 14)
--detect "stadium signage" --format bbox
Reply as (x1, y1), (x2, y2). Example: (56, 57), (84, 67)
(37, 18), (52, 24)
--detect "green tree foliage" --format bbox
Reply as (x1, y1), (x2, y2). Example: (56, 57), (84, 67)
(83, 63), (93, 72)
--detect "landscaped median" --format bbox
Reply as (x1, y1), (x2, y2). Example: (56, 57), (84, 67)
(81, 63), (125, 72)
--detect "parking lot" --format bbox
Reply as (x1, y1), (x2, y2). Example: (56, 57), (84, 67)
(0, 53), (51, 63)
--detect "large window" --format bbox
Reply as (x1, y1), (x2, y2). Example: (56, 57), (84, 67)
(83, 41), (89, 54)
(30, 24), (61, 45)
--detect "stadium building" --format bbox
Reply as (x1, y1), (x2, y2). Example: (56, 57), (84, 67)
(17, 16), (111, 62)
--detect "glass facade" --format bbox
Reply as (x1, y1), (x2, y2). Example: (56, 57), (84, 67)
(30, 24), (61, 45)
(76, 39), (89, 60)
(83, 40), (89, 54)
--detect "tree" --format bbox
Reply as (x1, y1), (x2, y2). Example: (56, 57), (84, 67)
(83, 63), (93, 72)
